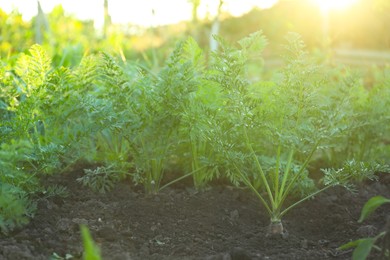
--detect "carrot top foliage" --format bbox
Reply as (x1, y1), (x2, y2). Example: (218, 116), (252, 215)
(0, 32), (389, 234)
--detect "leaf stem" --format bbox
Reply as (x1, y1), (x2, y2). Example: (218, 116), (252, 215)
(159, 165), (207, 192)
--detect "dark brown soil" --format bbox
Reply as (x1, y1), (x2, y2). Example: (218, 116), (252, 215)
(1, 170), (389, 260)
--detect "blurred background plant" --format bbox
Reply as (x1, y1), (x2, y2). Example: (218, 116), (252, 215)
(1, 0), (390, 67)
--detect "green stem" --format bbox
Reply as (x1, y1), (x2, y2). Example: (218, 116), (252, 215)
(234, 163), (272, 215)
(159, 165), (207, 191)
(190, 135), (201, 188)
(274, 143), (281, 205)
(277, 149), (294, 205)
(279, 139), (320, 206)
(280, 183), (333, 218)
(243, 127), (275, 208)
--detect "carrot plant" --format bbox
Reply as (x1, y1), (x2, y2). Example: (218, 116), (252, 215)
(0, 46), (59, 232)
(176, 38), (224, 190)
(103, 38), (207, 193)
(0, 45), (109, 232)
(207, 32), (360, 235)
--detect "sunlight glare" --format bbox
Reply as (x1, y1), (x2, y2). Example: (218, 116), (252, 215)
(315, 0), (358, 11)
(0, 0), (279, 27)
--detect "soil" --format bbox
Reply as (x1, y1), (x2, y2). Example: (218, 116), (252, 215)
(1, 168), (389, 260)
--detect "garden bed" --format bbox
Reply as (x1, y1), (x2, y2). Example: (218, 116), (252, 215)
(1, 169), (389, 260)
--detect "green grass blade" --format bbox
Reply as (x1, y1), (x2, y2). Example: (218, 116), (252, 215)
(338, 238), (376, 260)
(352, 238), (375, 260)
(358, 196), (390, 223)
(339, 239), (364, 250)
(80, 225), (101, 260)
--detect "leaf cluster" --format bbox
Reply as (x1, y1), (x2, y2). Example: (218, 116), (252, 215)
(0, 183), (36, 235)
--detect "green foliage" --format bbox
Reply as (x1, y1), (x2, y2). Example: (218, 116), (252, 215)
(319, 65), (390, 167)
(358, 196), (390, 223)
(0, 9), (34, 60)
(0, 183), (36, 234)
(204, 32), (268, 184)
(80, 225), (102, 260)
(15, 44), (52, 89)
(0, 31), (389, 236)
(341, 238), (377, 260)
(77, 166), (127, 193)
(254, 155), (316, 198)
(0, 140), (67, 234)
(0, 140), (39, 191)
(0, 45), (79, 233)
(322, 160), (390, 191)
(176, 37), (221, 190)
(50, 252), (74, 260)
(204, 31), (340, 231)
(118, 37), (207, 193)
(339, 196), (390, 259)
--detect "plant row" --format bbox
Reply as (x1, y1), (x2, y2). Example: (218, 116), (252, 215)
(0, 32), (389, 235)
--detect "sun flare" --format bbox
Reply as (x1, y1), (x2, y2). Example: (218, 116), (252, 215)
(315, 0), (358, 11)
